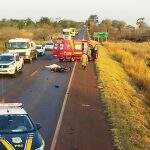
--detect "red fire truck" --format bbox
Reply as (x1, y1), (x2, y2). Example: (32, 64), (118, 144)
(52, 38), (89, 61)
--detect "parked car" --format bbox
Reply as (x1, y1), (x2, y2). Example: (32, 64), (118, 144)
(44, 40), (54, 51)
(0, 52), (24, 77)
(36, 45), (45, 56)
(0, 103), (45, 150)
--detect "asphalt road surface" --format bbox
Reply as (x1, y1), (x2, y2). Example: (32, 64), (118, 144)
(75, 26), (90, 41)
(0, 26), (89, 150)
(0, 52), (74, 150)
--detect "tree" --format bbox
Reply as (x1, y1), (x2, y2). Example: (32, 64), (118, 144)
(88, 15), (99, 24)
(136, 18), (147, 28)
(112, 20), (126, 32)
(101, 19), (112, 32)
(37, 17), (52, 26)
(17, 20), (25, 29)
(33, 24), (59, 41)
(25, 18), (35, 27)
(86, 15), (99, 35)
(58, 19), (81, 29)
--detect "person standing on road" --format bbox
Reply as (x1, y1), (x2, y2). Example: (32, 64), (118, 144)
(87, 46), (92, 61)
(81, 52), (88, 69)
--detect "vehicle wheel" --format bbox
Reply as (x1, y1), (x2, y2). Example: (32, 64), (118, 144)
(59, 59), (63, 62)
(12, 69), (17, 78)
(19, 65), (23, 73)
(71, 58), (75, 62)
(28, 57), (32, 63)
(34, 54), (38, 60)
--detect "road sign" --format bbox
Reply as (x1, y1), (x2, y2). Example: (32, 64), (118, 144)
(93, 32), (108, 42)
(94, 32), (108, 38)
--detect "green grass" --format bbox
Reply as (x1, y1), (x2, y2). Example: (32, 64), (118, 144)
(95, 43), (150, 150)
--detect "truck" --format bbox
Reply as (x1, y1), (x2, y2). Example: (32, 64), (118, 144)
(52, 38), (89, 61)
(6, 38), (37, 62)
(62, 28), (77, 39)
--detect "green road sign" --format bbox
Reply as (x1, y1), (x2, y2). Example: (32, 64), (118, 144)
(93, 32), (108, 39)
(93, 32), (108, 43)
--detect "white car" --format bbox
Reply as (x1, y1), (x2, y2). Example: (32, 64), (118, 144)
(0, 103), (45, 150)
(36, 45), (45, 56)
(0, 52), (24, 77)
(44, 41), (54, 51)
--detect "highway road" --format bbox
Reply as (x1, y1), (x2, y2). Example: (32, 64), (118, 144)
(0, 52), (74, 150)
(0, 26), (89, 150)
(75, 26), (90, 40)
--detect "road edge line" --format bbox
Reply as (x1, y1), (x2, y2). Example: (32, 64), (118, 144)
(50, 62), (77, 150)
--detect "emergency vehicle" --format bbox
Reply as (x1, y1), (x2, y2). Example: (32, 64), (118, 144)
(53, 38), (73, 61)
(52, 38), (89, 61)
(62, 28), (77, 39)
(0, 103), (45, 150)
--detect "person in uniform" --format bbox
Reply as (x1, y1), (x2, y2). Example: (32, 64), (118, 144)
(81, 52), (88, 69)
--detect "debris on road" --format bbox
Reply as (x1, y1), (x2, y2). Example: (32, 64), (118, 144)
(45, 64), (61, 69)
(81, 104), (90, 107)
(45, 64), (71, 73)
(55, 85), (60, 88)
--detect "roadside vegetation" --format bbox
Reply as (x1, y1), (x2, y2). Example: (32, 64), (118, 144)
(105, 42), (150, 102)
(0, 17), (82, 51)
(95, 42), (150, 149)
(87, 15), (150, 42)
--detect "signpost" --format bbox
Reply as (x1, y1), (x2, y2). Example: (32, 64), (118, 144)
(93, 32), (108, 43)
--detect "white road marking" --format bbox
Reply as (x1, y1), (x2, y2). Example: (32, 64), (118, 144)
(50, 62), (77, 150)
(29, 70), (39, 77)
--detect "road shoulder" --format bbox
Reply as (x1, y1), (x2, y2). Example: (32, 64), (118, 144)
(54, 62), (114, 150)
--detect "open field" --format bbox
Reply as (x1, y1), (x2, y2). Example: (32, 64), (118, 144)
(0, 27), (33, 51)
(0, 26), (60, 51)
(95, 42), (150, 149)
(105, 42), (150, 101)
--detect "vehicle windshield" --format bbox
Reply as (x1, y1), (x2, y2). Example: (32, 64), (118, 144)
(0, 114), (35, 134)
(8, 42), (30, 49)
(63, 32), (70, 35)
(0, 56), (14, 62)
(54, 43), (64, 50)
(46, 43), (53, 45)
(36, 46), (42, 49)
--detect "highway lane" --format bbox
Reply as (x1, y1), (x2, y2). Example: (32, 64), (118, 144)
(75, 26), (90, 41)
(0, 52), (74, 150)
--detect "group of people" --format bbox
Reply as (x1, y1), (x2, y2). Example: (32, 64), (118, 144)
(81, 43), (98, 69)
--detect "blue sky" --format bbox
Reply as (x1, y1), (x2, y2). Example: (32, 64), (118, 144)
(0, 0), (149, 25)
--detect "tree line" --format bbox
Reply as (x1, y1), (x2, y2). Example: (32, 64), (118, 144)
(86, 15), (150, 42)
(0, 17), (82, 41)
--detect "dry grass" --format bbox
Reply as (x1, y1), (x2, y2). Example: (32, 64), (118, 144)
(0, 27), (33, 41)
(105, 42), (150, 97)
(94, 41), (150, 149)
(0, 26), (59, 51)
(0, 27), (34, 51)
(0, 41), (5, 51)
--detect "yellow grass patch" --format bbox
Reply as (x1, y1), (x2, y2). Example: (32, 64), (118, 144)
(95, 43), (150, 149)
